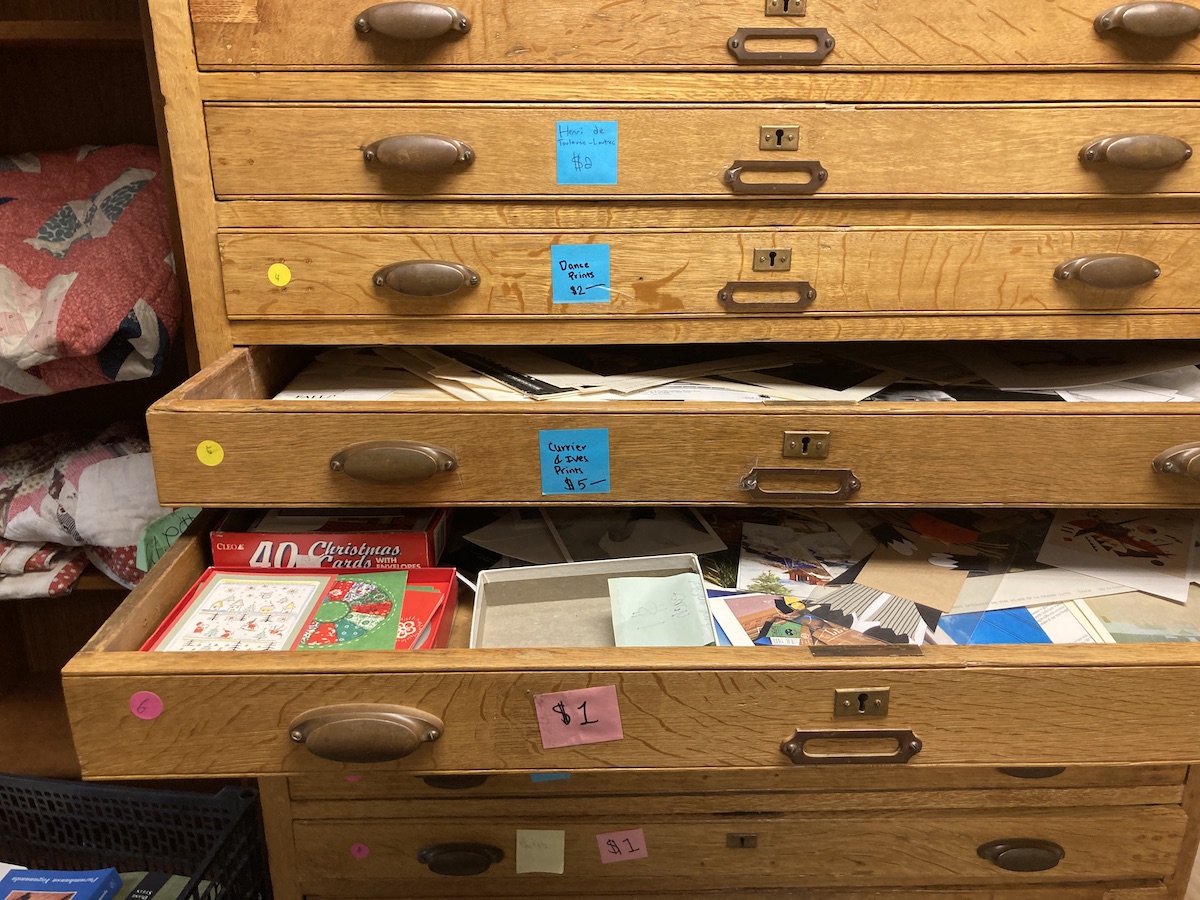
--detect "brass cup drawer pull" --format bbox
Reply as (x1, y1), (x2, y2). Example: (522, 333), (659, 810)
(1054, 253), (1161, 289)
(780, 728), (923, 765)
(355, 2), (471, 40)
(330, 440), (458, 484)
(1153, 442), (1200, 480)
(727, 27), (835, 64)
(978, 838), (1066, 872)
(718, 280), (817, 312)
(374, 260), (480, 296)
(1079, 133), (1193, 170)
(1094, 1), (1200, 36)
(741, 467), (861, 501)
(417, 843), (505, 876)
(289, 703), (444, 763)
(363, 133), (474, 172)
(724, 160), (828, 195)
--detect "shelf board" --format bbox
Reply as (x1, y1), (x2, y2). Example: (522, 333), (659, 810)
(0, 674), (81, 779)
(0, 20), (143, 45)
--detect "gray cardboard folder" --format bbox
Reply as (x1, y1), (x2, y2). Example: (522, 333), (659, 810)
(470, 553), (704, 648)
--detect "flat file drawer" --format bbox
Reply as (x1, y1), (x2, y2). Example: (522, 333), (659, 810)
(287, 765), (1189, 801)
(60, 529), (1200, 778)
(205, 104), (1200, 200)
(219, 226), (1200, 320)
(145, 347), (1200, 509)
(189, 0), (1200, 70)
(290, 808), (1185, 893)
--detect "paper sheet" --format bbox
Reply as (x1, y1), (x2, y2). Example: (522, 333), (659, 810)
(950, 568), (1125, 614)
(516, 830), (566, 874)
(609, 572), (715, 647)
(1036, 509), (1198, 603)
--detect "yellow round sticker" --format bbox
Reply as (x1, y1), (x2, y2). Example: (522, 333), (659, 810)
(267, 263), (292, 287)
(196, 440), (225, 467)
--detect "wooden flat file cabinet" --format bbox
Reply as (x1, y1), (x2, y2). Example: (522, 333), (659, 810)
(61, 1), (1200, 897)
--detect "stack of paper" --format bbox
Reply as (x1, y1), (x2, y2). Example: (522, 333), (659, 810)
(274, 343), (1200, 406)
(717, 507), (1200, 647)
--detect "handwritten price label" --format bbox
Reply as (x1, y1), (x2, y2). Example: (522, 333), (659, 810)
(129, 691), (164, 720)
(596, 828), (648, 864)
(539, 428), (610, 496)
(533, 685), (623, 749)
(551, 244), (611, 304)
(196, 440), (224, 467)
(556, 120), (617, 186)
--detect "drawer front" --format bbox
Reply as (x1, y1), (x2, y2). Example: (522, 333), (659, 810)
(147, 352), (1200, 507)
(190, 0), (1200, 70)
(288, 765), (1188, 801)
(289, 808), (1185, 892)
(61, 534), (1200, 777)
(205, 104), (1200, 199)
(220, 227), (1199, 319)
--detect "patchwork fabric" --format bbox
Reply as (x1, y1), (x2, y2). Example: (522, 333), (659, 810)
(0, 145), (180, 401)
(0, 423), (167, 598)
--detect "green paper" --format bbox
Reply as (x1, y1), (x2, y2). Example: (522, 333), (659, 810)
(138, 507), (201, 572)
(609, 572), (715, 647)
(297, 571), (409, 651)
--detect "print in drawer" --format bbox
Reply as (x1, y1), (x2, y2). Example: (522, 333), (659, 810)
(189, 0), (1200, 69)
(218, 227), (1200, 319)
(205, 104), (1200, 199)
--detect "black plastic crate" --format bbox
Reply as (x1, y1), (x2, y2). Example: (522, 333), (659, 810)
(0, 774), (271, 900)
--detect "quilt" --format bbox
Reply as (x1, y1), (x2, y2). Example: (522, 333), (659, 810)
(0, 145), (180, 401)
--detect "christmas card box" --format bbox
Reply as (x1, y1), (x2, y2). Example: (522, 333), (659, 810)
(470, 553), (703, 648)
(142, 567), (456, 652)
(210, 508), (450, 570)
(0, 867), (121, 899)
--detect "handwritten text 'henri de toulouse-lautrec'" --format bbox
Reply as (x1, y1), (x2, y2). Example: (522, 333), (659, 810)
(557, 122), (616, 174)
(546, 439), (603, 492)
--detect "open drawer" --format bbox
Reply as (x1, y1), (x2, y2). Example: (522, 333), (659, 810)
(144, 346), (1200, 508)
(61, 527), (1200, 779)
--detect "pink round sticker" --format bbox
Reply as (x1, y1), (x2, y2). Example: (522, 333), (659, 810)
(350, 843), (370, 859)
(344, 775), (361, 783)
(129, 691), (164, 720)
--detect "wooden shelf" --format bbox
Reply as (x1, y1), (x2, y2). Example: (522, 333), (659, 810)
(0, 674), (81, 779)
(0, 20), (142, 45)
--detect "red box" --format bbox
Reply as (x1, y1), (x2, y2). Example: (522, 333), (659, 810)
(210, 509), (450, 571)
(142, 567), (459, 651)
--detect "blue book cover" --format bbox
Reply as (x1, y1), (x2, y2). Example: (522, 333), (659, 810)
(0, 867), (122, 900)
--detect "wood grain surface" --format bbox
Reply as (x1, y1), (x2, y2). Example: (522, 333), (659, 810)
(186, 0), (1200, 69)
(289, 807), (1186, 890)
(287, 764), (1188, 801)
(141, 345), (1200, 507)
(217, 226), (1200, 319)
(205, 104), (1200, 200)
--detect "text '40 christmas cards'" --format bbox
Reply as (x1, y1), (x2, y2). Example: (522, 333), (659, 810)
(141, 568), (454, 652)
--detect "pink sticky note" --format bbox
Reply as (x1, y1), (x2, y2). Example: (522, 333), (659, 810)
(129, 691), (163, 720)
(350, 843), (370, 859)
(597, 828), (648, 863)
(533, 685), (623, 749)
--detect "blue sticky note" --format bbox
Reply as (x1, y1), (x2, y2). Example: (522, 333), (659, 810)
(539, 428), (611, 495)
(551, 244), (611, 304)
(530, 772), (572, 782)
(556, 121), (618, 185)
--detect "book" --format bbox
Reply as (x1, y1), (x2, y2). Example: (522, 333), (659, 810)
(142, 569), (453, 652)
(0, 867), (121, 900)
